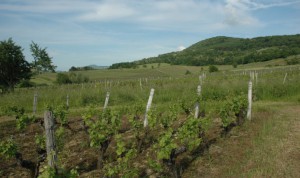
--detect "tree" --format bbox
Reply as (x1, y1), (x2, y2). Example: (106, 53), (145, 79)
(0, 38), (32, 92)
(30, 41), (56, 73)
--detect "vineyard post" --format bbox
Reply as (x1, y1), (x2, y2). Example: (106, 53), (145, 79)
(283, 73), (288, 84)
(250, 71), (254, 81)
(194, 85), (201, 119)
(103, 92), (110, 110)
(33, 91), (38, 114)
(144, 88), (155, 127)
(199, 75), (202, 85)
(140, 78), (143, 90)
(44, 111), (57, 170)
(247, 81), (253, 120)
(255, 72), (258, 85)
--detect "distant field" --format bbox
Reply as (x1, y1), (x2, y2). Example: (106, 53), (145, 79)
(30, 58), (299, 86)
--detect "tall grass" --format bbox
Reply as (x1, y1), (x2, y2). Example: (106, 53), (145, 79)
(0, 66), (299, 117)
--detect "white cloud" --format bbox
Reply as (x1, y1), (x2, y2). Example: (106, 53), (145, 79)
(78, 1), (136, 21)
(224, 0), (261, 26)
(177, 46), (186, 51)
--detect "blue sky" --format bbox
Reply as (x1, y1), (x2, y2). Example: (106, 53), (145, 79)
(0, 0), (300, 71)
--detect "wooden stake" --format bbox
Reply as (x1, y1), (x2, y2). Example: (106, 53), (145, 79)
(140, 78), (143, 90)
(283, 73), (288, 84)
(103, 92), (110, 110)
(144, 88), (155, 127)
(247, 81), (253, 120)
(44, 111), (57, 170)
(33, 92), (38, 114)
(194, 85), (201, 119)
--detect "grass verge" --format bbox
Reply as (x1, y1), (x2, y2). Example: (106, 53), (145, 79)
(182, 101), (300, 178)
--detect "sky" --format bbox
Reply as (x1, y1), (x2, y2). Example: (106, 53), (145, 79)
(0, 0), (300, 71)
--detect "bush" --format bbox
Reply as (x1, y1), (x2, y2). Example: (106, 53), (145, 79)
(185, 70), (192, 75)
(17, 80), (35, 88)
(56, 73), (89, 85)
(286, 58), (299, 65)
(56, 73), (71, 85)
(232, 62), (238, 68)
(209, 65), (219, 73)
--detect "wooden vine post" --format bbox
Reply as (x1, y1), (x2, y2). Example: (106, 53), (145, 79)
(144, 88), (155, 127)
(247, 81), (253, 120)
(194, 85), (201, 119)
(44, 111), (57, 170)
(283, 73), (288, 84)
(139, 78), (143, 90)
(103, 92), (110, 110)
(33, 91), (38, 114)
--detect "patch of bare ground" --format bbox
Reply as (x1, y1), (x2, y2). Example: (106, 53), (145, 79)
(182, 102), (300, 178)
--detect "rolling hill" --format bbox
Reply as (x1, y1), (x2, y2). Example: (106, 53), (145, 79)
(109, 34), (300, 69)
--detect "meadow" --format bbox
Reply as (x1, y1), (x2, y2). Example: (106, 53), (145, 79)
(0, 60), (300, 177)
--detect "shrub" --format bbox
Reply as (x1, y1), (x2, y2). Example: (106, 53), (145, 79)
(56, 73), (71, 85)
(56, 72), (89, 85)
(185, 70), (192, 75)
(209, 65), (219, 73)
(286, 58), (299, 65)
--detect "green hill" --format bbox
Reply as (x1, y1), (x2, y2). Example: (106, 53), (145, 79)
(110, 34), (300, 68)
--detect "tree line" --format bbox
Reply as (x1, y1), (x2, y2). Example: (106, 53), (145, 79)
(0, 38), (56, 92)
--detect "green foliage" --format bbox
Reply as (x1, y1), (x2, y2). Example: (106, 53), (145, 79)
(160, 104), (179, 128)
(109, 62), (138, 69)
(177, 116), (202, 151)
(83, 109), (120, 148)
(209, 65), (219, 73)
(30, 41), (56, 73)
(104, 135), (138, 177)
(180, 100), (193, 115)
(56, 72), (89, 85)
(11, 106), (36, 130)
(147, 158), (163, 173)
(17, 80), (35, 88)
(155, 128), (177, 160)
(53, 105), (68, 126)
(232, 62), (238, 68)
(35, 134), (46, 150)
(69, 66), (95, 71)
(286, 57), (299, 65)
(219, 95), (247, 128)
(147, 110), (160, 128)
(38, 166), (79, 178)
(16, 114), (35, 130)
(55, 127), (66, 152)
(185, 70), (192, 75)
(0, 138), (17, 159)
(0, 38), (32, 92)
(56, 73), (71, 84)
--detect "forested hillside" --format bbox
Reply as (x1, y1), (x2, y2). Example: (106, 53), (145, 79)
(109, 34), (300, 69)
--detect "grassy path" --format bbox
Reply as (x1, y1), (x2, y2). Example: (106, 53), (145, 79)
(183, 102), (300, 178)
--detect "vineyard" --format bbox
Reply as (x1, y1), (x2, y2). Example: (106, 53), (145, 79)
(0, 64), (300, 177)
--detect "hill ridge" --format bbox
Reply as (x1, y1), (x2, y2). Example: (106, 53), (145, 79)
(109, 34), (300, 69)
